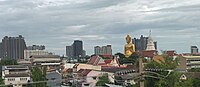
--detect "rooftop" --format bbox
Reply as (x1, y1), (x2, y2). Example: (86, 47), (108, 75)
(3, 65), (29, 70)
(5, 74), (30, 77)
(183, 56), (200, 59)
(30, 55), (60, 58)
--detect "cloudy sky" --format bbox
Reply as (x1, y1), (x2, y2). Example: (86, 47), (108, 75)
(0, 0), (200, 55)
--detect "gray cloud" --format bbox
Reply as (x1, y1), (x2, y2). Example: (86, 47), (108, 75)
(0, 0), (200, 55)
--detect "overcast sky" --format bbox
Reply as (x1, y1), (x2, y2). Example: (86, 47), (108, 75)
(0, 0), (200, 55)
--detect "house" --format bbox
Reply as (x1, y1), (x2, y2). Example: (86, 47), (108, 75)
(180, 72), (200, 80)
(139, 50), (158, 59)
(74, 69), (115, 87)
(72, 63), (101, 72)
(2, 65), (31, 87)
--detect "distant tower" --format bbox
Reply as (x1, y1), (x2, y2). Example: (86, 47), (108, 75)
(191, 46), (198, 54)
(146, 30), (156, 51)
(73, 40), (83, 58)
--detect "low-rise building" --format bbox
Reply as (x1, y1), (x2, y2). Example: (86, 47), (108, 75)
(2, 65), (31, 87)
(24, 50), (50, 59)
(179, 56), (200, 70)
(30, 55), (61, 71)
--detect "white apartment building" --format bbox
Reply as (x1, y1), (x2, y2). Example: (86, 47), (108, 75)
(2, 65), (31, 87)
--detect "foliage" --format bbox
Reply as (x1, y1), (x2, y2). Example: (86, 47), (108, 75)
(192, 78), (200, 87)
(145, 56), (178, 70)
(190, 68), (200, 72)
(115, 52), (139, 64)
(96, 73), (110, 86)
(0, 77), (4, 85)
(145, 55), (180, 87)
(32, 66), (48, 87)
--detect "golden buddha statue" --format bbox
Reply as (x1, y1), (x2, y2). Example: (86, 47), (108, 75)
(124, 35), (135, 58)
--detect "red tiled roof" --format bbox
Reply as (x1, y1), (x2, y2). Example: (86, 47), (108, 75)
(77, 69), (92, 76)
(101, 55), (113, 58)
(140, 50), (157, 58)
(98, 63), (107, 65)
(104, 60), (112, 64)
(87, 56), (101, 65)
(77, 69), (84, 73)
(165, 50), (177, 56)
(101, 66), (136, 73)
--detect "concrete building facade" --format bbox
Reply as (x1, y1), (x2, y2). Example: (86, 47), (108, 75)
(94, 45), (112, 55)
(1, 35), (27, 59)
(66, 46), (73, 58)
(24, 50), (49, 59)
(27, 45), (45, 50)
(2, 65), (31, 87)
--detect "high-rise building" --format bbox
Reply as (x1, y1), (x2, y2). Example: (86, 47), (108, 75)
(94, 46), (101, 55)
(132, 32), (157, 51)
(27, 45), (45, 50)
(106, 45), (112, 55)
(191, 46), (198, 54)
(73, 40), (83, 57)
(132, 35), (148, 51)
(94, 45), (112, 55)
(66, 46), (73, 58)
(66, 40), (85, 58)
(2, 35), (27, 59)
(0, 42), (3, 58)
(82, 50), (86, 57)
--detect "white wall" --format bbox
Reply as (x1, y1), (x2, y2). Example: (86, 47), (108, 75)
(5, 77), (30, 87)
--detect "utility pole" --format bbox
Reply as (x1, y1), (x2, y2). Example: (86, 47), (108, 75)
(139, 57), (144, 87)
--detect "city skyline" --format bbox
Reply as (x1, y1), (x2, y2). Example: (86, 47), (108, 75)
(0, 0), (200, 55)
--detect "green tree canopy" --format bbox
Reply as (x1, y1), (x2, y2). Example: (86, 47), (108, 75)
(96, 73), (110, 86)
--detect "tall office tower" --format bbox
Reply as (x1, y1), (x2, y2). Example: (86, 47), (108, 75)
(27, 45), (45, 50)
(73, 40), (83, 58)
(2, 35), (27, 59)
(95, 45), (112, 55)
(106, 45), (112, 55)
(132, 35), (148, 51)
(66, 46), (73, 58)
(101, 46), (107, 55)
(94, 46), (101, 55)
(191, 46), (199, 54)
(0, 42), (3, 58)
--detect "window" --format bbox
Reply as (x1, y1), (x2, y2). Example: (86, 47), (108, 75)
(20, 78), (27, 81)
(8, 78), (15, 81)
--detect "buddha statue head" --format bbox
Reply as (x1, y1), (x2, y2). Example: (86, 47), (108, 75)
(126, 35), (131, 44)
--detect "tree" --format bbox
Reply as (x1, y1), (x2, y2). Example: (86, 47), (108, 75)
(32, 66), (48, 87)
(193, 78), (200, 87)
(145, 55), (180, 87)
(96, 73), (110, 86)
(115, 52), (139, 64)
